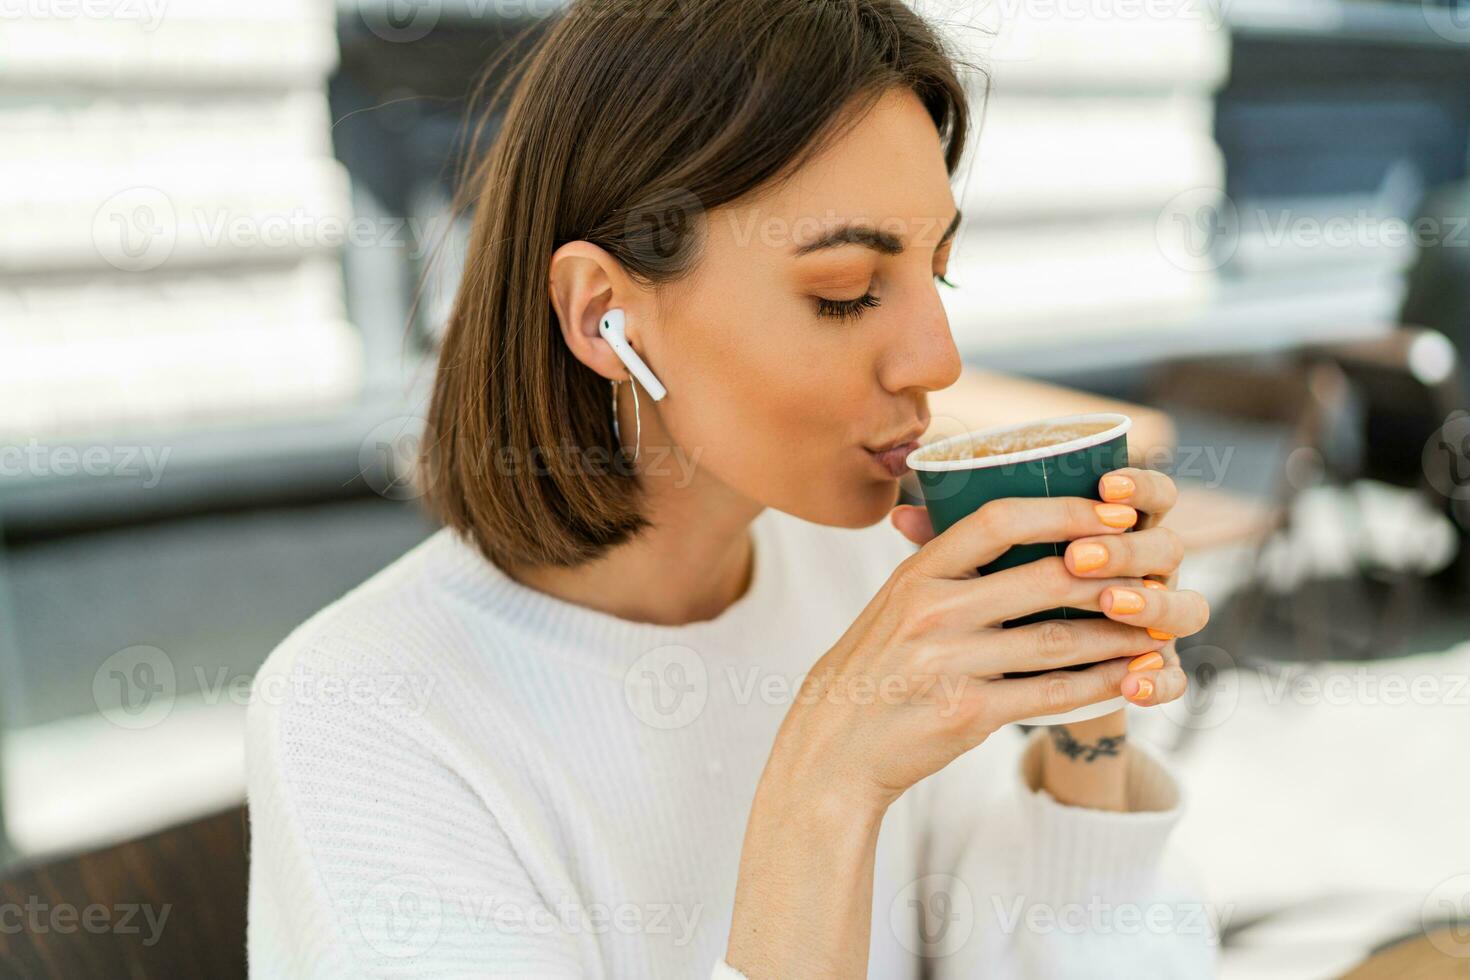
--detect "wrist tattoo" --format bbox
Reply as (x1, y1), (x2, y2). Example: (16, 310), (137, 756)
(1047, 725), (1126, 763)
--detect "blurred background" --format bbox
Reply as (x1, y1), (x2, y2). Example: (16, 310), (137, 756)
(3, 0), (1470, 976)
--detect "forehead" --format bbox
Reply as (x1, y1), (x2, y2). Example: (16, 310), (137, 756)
(709, 88), (957, 254)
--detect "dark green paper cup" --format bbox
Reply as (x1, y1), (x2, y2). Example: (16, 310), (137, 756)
(905, 413), (1132, 725)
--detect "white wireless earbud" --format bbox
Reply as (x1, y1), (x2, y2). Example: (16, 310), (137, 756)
(598, 308), (667, 401)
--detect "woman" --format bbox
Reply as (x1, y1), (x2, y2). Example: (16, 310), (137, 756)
(246, 0), (1216, 976)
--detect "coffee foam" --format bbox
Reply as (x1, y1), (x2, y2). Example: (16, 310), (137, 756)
(918, 420), (1115, 463)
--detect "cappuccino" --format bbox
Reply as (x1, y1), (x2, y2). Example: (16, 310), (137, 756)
(918, 420), (1116, 463)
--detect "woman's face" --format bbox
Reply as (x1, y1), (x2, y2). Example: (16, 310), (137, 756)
(645, 87), (964, 528)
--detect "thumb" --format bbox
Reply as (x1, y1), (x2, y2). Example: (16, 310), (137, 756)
(890, 504), (937, 547)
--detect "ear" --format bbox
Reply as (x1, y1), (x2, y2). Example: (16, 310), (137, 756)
(548, 240), (649, 383)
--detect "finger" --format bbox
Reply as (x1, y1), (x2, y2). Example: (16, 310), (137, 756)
(965, 617), (1168, 677)
(1098, 467), (1178, 528)
(1119, 645), (1188, 706)
(966, 557), (1166, 626)
(916, 496), (1138, 580)
(890, 504), (937, 547)
(1097, 583), (1210, 640)
(991, 655), (1134, 726)
(1064, 525), (1183, 580)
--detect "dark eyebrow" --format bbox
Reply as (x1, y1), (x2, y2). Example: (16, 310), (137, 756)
(792, 209), (963, 257)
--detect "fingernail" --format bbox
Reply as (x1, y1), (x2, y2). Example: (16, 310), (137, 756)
(1069, 542), (1109, 573)
(1147, 628), (1175, 641)
(1128, 651), (1164, 672)
(1094, 503), (1138, 528)
(1100, 474), (1135, 501)
(1141, 580), (1168, 591)
(1105, 588), (1145, 614)
(1127, 676), (1155, 702)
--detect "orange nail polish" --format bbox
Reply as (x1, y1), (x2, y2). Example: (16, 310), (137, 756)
(1069, 542), (1109, 573)
(1100, 474), (1135, 501)
(1147, 628), (1175, 641)
(1129, 677), (1155, 702)
(1128, 651), (1164, 672)
(1106, 588), (1145, 614)
(1094, 503), (1138, 528)
(1141, 580), (1168, 591)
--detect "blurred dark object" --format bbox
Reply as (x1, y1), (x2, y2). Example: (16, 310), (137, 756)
(330, 18), (534, 214)
(0, 807), (247, 979)
(1218, 39), (1470, 209)
(329, 10), (554, 350)
(1398, 177), (1470, 554)
(1147, 341), (1468, 762)
(1401, 177), (1470, 400)
(1303, 327), (1470, 592)
(1305, 329), (1461, 484)
(1148, 356), (1389, 667)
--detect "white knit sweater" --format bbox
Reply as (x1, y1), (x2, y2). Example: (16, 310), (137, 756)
(245, 507), (1219, 978)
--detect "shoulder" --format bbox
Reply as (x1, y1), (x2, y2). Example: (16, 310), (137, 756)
(245, 528), (504, 782)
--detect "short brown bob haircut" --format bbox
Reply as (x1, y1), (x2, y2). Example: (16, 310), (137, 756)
(421, 0), (976, 572)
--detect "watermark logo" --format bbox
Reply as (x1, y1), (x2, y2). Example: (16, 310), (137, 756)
(1156, 187), (1239, 273)
(1423, 0), (1470, 43)
(891, 873), (975, 958)
(0, 441), (170, 487)
(1256, 664), (1470, 710)
(623, 644), (708, 730)
(93, 645), (437, 729)
(92, 186), (176, 272)
(990, 893), (1231, 940)
(0, 898), (171, 946)
(358, 0), (440, 43)
(358, 873), (443, 958)
(93, 645), (176, 730)
(1158, 644), (1237, 731)
(1424, 411), (1470, 503)
(460, 893), (703, 945)
(359, 415), (429, 501)
(0, 0), (169, 30)
(1421, 873), (1470, 958)
(621, 187), (704, 275)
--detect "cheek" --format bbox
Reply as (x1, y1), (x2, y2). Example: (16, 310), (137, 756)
(669, 292), (843, 446)
(704, 321), (860, 459)
(668, 333), (837, 470)
(664, 328), (894, 523)
(654, 273), (894, 524)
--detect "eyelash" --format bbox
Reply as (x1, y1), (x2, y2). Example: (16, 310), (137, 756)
(815, 272), (958, 321)
(815, 293), (882, 321)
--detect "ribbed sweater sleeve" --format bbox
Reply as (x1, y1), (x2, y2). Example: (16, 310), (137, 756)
(920, 727), (1219, 979)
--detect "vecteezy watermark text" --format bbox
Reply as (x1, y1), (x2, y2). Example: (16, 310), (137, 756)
(0, 898), (170, 947)
(0, 441), (170, 488)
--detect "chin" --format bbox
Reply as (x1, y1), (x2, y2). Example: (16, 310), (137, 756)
(789, 477), (902, 529)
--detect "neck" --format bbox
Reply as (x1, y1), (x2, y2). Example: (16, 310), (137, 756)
(507, 403), (764, 627)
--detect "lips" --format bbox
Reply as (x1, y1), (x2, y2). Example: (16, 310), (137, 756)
(865, 419), (928, 478)
(868, 440), (920, 478)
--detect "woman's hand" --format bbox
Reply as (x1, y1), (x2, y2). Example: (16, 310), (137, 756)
(727, 467), (1209, 978)
(905, 467), (1205, 811)
(893, 466), (1202, 710)
(776, 468), (1206, 812)
(905, 467), (1204, 814)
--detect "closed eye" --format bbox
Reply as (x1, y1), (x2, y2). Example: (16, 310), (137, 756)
(815, 293), (881, 321)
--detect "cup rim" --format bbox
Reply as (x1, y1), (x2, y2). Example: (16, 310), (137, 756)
(904, 412), (1132, 473)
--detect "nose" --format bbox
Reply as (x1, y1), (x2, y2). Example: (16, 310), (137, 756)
(877, 280), (963, 395)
